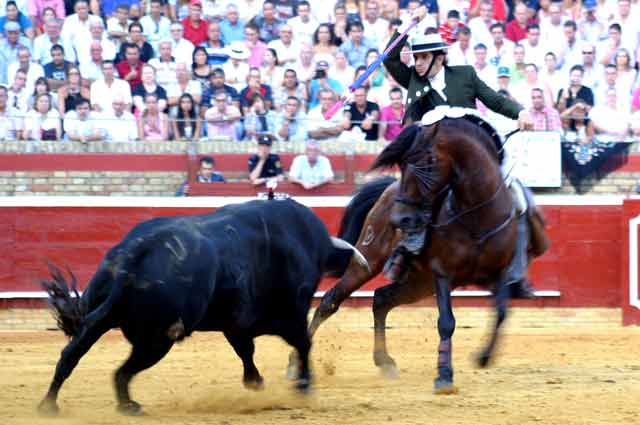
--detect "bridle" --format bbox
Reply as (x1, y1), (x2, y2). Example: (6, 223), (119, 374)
(394, 124), (515, 244)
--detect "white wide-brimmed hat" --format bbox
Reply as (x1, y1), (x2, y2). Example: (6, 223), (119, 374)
(226, 41), (250, 60)
(409, 33), (451, 54)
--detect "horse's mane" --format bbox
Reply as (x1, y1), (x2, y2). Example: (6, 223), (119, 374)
(370, 118), (500, 171)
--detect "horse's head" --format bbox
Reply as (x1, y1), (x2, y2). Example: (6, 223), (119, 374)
(370, 124), (452, 234)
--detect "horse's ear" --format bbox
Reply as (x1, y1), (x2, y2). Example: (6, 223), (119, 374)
(370, 124), (421, 171)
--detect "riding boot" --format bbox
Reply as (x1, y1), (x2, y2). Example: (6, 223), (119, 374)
(504, 214), (536, 299)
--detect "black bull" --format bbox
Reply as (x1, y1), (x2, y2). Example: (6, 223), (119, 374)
(38, 199), (368, 416)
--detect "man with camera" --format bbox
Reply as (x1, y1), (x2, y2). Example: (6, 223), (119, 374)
(308, 60), (342, 109)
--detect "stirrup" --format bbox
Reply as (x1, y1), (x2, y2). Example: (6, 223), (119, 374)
(508, 279), (536, 299)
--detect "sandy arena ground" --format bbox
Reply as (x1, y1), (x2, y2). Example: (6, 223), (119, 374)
(1, 308), (640, 425)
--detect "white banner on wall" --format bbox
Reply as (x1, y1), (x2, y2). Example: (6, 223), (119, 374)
(503, 131), (562, 188)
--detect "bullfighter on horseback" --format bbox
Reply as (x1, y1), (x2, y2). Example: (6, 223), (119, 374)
(382, 6), (544, 299)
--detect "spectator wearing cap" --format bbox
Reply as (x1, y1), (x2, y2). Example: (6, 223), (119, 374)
(169, 22), (195, 66)
(200, 21), (228, 66)
(287, 1), (318, 46)
(288, 141), (334, 190)
(245, 22), (267, 68)
(43, 44), (72, 91)
(33, 18), (75, 65)
(307, 89), (343, 140)
(250, 0), (283, 44)
(248, 134), (284, 186)
(204, 90), (242, 140)
(0, 21), (32, 72)
(339, 21), (374, 68)
(176, 156), (225, 196)
(505, 2), (534, 43)
(90, 60), (132, 114)
(578, 0), (605, 45)
(139, 0), (171, 54)
(438, 10), (465, 45)
(1, 0), (34, 38)
(60, 0), (101, 50)
(527, 87), (562, 132)
(496, 66), (511, 93)
(222, 41), (251, 91)
(239, 67), (273, 113)
(115, 43), (144, 91)
(7, 46), (44, 95)
(219, 4), (245, 44)
(267, 24), (298, 66)
(275, 96), (307, 141)
(201, 67), (238, 110)
(447, 26), (474, 66)
(182, 0), (208, 46)
(308, 60), (342, 110)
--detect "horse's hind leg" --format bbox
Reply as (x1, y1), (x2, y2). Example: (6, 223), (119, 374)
(224, 332), (264, 390)
(434, 276), (458, 395)
(476, 277), (511, 368)
(38, 321), (111, 415)
(114, 336), (173, 415)
(373, 280), (431, 378)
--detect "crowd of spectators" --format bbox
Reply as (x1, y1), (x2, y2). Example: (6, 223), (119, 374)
(2, 0), (640, 146)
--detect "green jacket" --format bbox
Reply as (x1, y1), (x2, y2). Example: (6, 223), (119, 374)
(383, 31), (523, 124)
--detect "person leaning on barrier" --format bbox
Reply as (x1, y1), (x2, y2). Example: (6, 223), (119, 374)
(0, 85), (24, 140)
(64, 98), (103, 144)
(176, 155), (225, 196)
(101, 96), (138, 142)
(288, 141), (334, 190)
(248, 134), (284, 186)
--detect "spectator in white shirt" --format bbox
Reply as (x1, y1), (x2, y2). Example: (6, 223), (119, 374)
(468, 0), (495, 48)
(307, 89), (343, 141)
(101, 96), (138, 142)
(7, 46), (44, 94)
(6, 68), (30, 112)
(24, 92), (61, 140)
(540, 2), (568, 48)
(267, 24), (298, 66)
(64, 97), (103, 143)
(106, 4), (131, 49)
(447, 26), (474, 66)
(148, 40), (178, 88)
(0, 85), (23, 140)
(287, 1), (319, 46)
(139, 0), (171, 53)
(472, 43), (498, 87)
(591, 88), (632, 139)
(61, 0), (101, 49)
(362, 0), (388, 47)
(487, 22), (515, 68)
(90, 60), (132, 114)
(522, 23), (547, 66)
(74, 19), (116, 66)
(78, 41), (104, 83)
(288, 140), (334, 190)
(169, 22), (195, 66)
(33, 18), (75, 64)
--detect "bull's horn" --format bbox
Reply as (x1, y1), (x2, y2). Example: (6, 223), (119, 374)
(330, 237), (370, 274)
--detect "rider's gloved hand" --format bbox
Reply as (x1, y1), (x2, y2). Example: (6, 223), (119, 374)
(398, 6), (429, 34)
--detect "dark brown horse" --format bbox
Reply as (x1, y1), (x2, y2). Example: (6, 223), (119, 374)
(291, 119), (548, 393)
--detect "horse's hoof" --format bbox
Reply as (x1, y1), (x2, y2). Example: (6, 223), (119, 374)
(378, 363), (399, 379)
(476, 352), (491, 368)
(117, 400), (143, 416)
(244, 376), (265, 391)
(294, 378), (312, 394)
(37, 398), (59, 416)
(433, 378), (458, 395)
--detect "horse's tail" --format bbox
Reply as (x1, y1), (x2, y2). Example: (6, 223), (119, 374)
(338, 176), (396, 245)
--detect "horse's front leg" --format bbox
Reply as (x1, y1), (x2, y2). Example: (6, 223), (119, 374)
(434, 275), (458, 394)
(476, 276), (511, 368)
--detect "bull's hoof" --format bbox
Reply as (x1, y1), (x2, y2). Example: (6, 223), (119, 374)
(374, 352), (399, 379)
(37, 398), (59, 416)
(294, 378), (312, 394)
(476, 351), (492, 368)
(243, 376), (264, 391)
(117, 400), (143, 416)
(433, 378), (458, 395)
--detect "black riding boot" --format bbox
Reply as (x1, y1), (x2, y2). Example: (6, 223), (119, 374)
(504, 214), (536, 299)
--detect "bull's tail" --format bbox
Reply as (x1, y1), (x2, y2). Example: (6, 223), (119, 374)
(41, 262), (87, 337)
(337, 176), (396, 244)
(42, 230), (171, 337)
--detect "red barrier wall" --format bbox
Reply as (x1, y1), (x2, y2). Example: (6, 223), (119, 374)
(0, 200), (628, 311)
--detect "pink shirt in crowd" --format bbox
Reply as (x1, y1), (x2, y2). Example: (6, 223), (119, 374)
(380, 105), (406, 142)
(28, 0), (65, 21)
